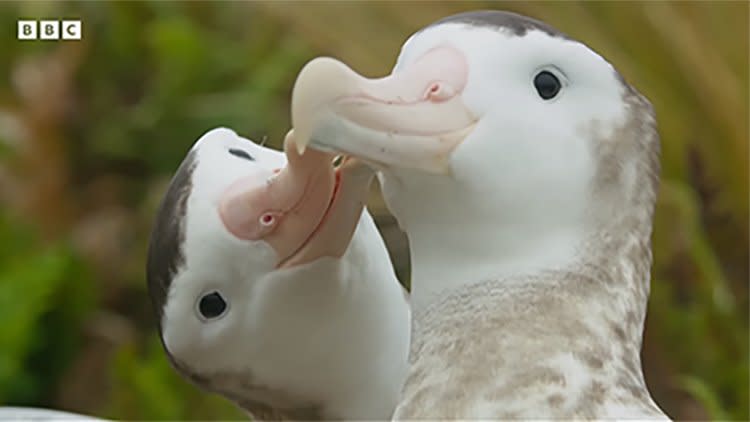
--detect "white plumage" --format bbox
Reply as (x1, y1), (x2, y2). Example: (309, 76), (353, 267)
(146, 129), (410, 419)
(290, 9), (669, 420)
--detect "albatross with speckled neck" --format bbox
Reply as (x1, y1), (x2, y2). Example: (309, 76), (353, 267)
(289, 10), (669, 419)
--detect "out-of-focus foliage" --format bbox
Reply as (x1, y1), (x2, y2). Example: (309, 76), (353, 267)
(0, 1), (746, 420)
(0, 213), (92, 405)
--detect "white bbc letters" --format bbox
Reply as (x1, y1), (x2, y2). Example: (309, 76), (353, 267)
(40, 20), (60, 40)
(17, 20), (37, 40)
(62, 21), (82, 40)
(17, 20), (81, 40)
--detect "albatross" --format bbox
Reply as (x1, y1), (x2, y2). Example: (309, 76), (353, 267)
(290, 10), (669, 419)
(146, 128), (410, 420)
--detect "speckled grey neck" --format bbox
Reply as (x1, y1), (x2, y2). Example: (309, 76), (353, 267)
(394, 73), (666, 419)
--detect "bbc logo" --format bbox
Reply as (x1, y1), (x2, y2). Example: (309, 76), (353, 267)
(18, 20), (82, 40)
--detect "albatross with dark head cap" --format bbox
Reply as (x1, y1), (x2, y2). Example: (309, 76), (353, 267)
(146, 128), (410, 420)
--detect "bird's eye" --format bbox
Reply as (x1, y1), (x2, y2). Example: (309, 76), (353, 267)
(228, 148), (254, 161)
(533, 71), (561, 100)
(197, 291), (228, 321)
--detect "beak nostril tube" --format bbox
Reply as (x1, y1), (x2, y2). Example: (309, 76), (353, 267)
(289, 45), (475, 174)
(425, 82), (456, 102)
(260, 213), (276, 227)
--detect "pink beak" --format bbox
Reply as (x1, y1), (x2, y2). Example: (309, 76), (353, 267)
(290, 45), (477, 174)
(218, 132), (374, 268)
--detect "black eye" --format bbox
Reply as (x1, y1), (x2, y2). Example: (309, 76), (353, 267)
(198, 291), (228, 320)
(534, 71), (561, 100)
(228, 148), (254, 161)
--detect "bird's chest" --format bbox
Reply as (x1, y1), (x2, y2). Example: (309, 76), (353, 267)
(394, 283), (632, 420)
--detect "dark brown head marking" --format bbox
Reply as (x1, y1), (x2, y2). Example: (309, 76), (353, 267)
(426, 10), (570, 39)
(431, 11), (643, 105)
(146, 149), (197, 331)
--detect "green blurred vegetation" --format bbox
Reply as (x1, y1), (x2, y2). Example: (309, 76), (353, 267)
(0, 1), (747, 420)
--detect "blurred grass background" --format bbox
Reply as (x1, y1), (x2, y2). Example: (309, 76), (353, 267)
(0, 1), (747, 420)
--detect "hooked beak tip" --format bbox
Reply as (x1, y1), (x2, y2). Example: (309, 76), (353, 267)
(284, 129), (308, 156)
(290, 47), (475, 174)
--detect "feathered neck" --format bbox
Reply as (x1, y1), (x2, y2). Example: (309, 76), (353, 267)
(395, 90), (665, 419)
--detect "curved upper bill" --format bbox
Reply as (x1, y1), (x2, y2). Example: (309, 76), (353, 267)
(219, 132), (374, 268)
(290, 46), (477, 174)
